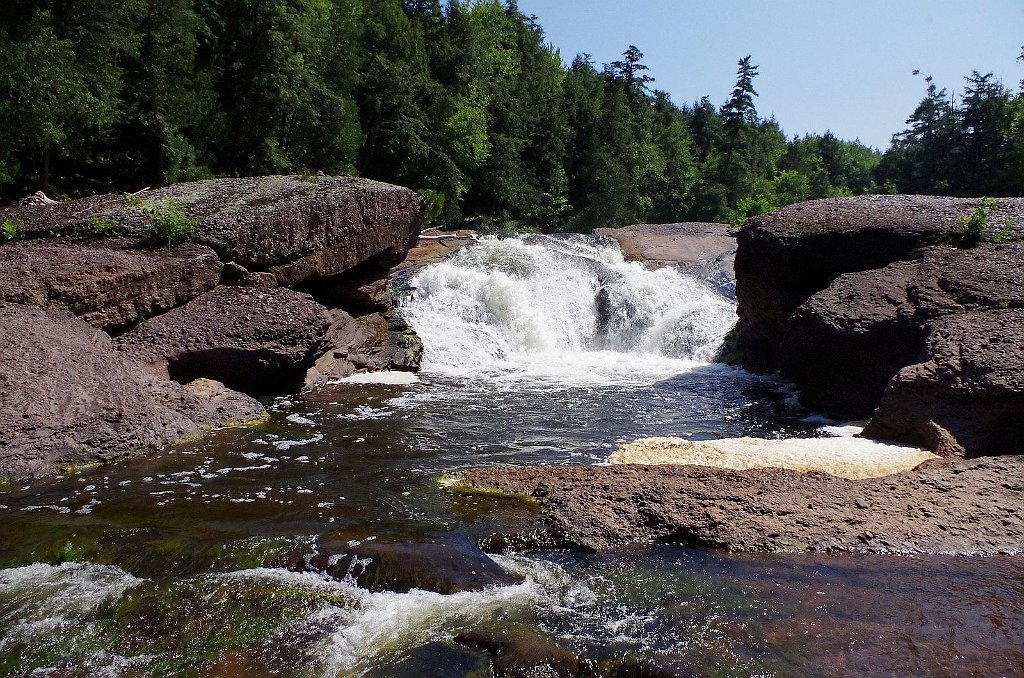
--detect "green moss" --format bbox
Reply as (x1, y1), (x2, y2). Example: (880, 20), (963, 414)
(437, 473), (540, 506)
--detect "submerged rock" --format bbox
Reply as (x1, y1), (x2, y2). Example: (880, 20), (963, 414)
(455, 627), (597, 678)
(287, 538), (524, 594)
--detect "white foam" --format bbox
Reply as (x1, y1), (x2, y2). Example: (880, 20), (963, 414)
(402, 235), (736, 387)
(611, 432), (939, 479)
(335, 372), (420, 385)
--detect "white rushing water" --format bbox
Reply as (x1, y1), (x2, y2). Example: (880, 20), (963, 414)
(402, 235), (736, 386)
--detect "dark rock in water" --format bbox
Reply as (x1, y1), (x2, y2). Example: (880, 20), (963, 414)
(781, 243), (1024, 420)
(364, 642), (492, 678)
(0, 304), (196, 479)
(287, 538), (524, 594)
(607, 658), (687, 678)
(455, 627), (597, 678)
(779, 261), (924, 419)
(864, 309), (1024, 457)
(1, 175), (424, 288)
(0, 239), (222, 332)
(117, 286), (329, 395)
(733, 195), (1024, 372)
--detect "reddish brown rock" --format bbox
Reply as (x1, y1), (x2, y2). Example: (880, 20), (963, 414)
(733, 195), (1024, 372)
(596, 222), (735, 268)
(779, 243), (1024, 419)
(1, 175), (425, 287)
(458, 457), (1024, 555)
(392, 227), (478, 277)
(118, 286), (330, 395)
(0, 304), (196, 479)
(864, 309), (1024, 457)
(304, 309), (422, 388)
(0, 239), (222, 332)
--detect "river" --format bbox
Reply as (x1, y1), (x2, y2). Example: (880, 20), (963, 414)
(0, 235), (1020, 676)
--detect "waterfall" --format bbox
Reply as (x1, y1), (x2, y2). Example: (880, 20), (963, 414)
(400, 234), (736, 385)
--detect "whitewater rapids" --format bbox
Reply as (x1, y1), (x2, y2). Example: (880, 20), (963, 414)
(401, 234), (737, 386)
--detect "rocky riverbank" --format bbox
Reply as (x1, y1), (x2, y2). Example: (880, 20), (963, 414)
(0, 175), (426, 480)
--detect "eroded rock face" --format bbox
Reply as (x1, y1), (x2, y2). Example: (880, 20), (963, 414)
(304, 309), (422, 388)
(781, 243), (1024, 419)
(733, 195), (1024, 371)
(117, 286), (330, 395)
(0, 239), (222, 332)
(0, 305), (196, 478)
(864, 309), (1024, 456)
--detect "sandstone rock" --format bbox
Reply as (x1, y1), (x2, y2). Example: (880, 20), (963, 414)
(733, 195), (1024, 371)
(1, 175), (424, 287)
(596, 222), (737, 297)
(864, 309), (1024, 457)
(391, 227), (478, 279)
(0, 239), (222, 332)
(458, 456), (1024, 554)
(118, 286), (330, 395)
(0, 304), (196, 479)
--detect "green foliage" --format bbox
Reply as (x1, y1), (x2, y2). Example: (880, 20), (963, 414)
(140, 200), (196, 247)
(87, 215), (116, 236)
(1, 219), (19, 241)
(418, 189), (446, 224)
(0, 1), (895, 229)
(959, 196), (997, 245)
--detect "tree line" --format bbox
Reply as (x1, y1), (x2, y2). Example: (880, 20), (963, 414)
(1, 0), (1021, 229)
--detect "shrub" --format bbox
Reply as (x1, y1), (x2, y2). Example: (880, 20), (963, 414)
(142, 201), (196, 247)
(1, 218), (19, 242)
(418, 189), (445, 224)
(959, 197), (997, 245)
(88, 215), (116, 236)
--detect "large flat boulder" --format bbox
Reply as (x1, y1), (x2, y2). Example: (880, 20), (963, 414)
(733, 195), (1024, 371)
(2, 175), (424, 288)
(118, 286), (330, 395)
(863, 309), (1024, 457)
(0, 239), (222, 332)
(0, 305), (195, 478)
(457, 457), (1024, 555)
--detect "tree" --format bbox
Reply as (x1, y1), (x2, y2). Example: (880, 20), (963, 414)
(721, 55), (759, 135)
(609, 45), (655, 94)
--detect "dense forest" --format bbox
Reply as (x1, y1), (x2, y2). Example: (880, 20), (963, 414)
(1, 0), (1022, 229)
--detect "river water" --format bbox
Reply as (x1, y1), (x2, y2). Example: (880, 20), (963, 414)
(0, 235), (1021, 676)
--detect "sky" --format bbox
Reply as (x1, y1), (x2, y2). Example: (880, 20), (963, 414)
(515, 1), (1024, 150)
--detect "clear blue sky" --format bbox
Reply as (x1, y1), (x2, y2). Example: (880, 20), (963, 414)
(516, 1), (1024, 150)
